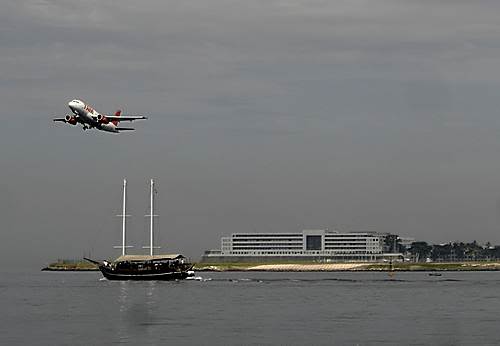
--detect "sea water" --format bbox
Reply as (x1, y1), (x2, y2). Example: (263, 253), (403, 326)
(1, 271), (499, 345)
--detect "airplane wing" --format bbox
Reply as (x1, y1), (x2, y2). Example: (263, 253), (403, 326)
(116, 127), (135, 131)
(103, 115), (147, 122)
(53, 117), (68, 122)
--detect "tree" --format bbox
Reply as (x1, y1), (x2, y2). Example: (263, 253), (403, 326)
(452, 242), (466, 260)
(489, 246), (500, 259)
(409, 242), (432, 262)
(431, 243), (453, 261)
(384, 234), (402, 253)
(463, 240), (484, 260)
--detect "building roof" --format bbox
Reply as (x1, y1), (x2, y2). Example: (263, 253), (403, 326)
(114, 254), (185, 262)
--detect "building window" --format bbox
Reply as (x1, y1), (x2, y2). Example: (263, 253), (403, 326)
(306, 235), (322, 250)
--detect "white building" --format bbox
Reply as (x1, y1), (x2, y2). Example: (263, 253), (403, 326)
(202, 229), (385, 262)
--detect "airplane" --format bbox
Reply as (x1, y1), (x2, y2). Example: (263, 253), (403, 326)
(53, 99), (147, 133)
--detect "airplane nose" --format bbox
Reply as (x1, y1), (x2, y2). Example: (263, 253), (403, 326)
(68, 100), (79, 112)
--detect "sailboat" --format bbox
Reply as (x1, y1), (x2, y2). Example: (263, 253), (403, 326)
(86, 179), (193, 280)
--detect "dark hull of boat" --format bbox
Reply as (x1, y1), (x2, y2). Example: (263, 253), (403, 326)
(99, 266), (189, 281)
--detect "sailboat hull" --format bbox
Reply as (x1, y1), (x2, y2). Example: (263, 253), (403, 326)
(99, 265), (190, 281)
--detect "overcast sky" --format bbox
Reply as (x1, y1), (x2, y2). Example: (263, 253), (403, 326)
(2, 0), (500, 269)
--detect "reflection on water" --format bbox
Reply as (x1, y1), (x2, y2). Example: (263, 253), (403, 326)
(118, 281), (129, 313)
(116, 280), (162, 342)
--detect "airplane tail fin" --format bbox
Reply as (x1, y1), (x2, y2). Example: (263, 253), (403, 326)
(112, 110), (121, 126)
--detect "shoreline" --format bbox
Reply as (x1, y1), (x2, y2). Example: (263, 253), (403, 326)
(195, 262), (500, 272)
(42, 260), (500, 272)
(41, 260), (98, 271)
(41, 267), (99, 271)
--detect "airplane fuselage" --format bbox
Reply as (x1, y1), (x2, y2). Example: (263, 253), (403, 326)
(68, 99), (119, 133)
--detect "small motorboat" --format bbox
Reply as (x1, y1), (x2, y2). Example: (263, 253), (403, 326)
(428, 273), (442, 277)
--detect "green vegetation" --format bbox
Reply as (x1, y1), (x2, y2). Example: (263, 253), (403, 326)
(42, 259), (98, 271)
(384, 234), (404, 253)
(408, 242), (433, 262)
(364, 262), (500, 271)
(403, 240), (500, 262)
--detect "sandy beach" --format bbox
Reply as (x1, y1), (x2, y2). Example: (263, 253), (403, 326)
(247, 263), (369, 271)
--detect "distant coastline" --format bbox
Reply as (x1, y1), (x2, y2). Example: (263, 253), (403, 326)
(42, 259), (500, 272)
(42, 259), (98, 271)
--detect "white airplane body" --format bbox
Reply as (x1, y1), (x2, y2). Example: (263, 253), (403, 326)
(53, 99), (147, 133)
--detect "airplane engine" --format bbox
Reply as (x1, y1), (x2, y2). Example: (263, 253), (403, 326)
(65, 114), (77, 125)
(97, 114), (109, 124)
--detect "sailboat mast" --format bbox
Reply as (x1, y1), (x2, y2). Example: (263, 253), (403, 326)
(114, 179), (132, 255)
(122, 179), (127, 256)
(150, 179), (154, 256)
